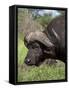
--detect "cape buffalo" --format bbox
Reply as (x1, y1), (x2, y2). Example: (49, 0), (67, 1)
(24, 15), (66, 66)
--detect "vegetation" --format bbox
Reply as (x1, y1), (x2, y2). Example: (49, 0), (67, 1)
(18, 37), (65, 82)
(35, 14), (53, 28)
(18, 9), (65, 82)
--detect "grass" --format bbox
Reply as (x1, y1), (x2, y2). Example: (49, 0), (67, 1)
(18, 37), (65, 82)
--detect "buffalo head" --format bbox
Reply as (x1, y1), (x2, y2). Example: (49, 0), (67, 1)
(24, 31), (55, 66)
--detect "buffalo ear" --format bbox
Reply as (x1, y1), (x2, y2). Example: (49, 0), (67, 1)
(43, 46), (56, 57)
(43, 49), (51, 54)
(43, 49), (47, 53)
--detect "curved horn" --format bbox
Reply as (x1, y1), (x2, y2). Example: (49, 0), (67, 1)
(52, 28), (60, 41)
(25, 31), (54, 47)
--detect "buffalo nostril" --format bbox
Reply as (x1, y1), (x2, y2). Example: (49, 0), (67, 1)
(25, 59), (31, 64)
(27, 59), (31, 63)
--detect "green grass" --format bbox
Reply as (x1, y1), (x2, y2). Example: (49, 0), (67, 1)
(18, 37), (28, 65)
(18, 37), (65, 82)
